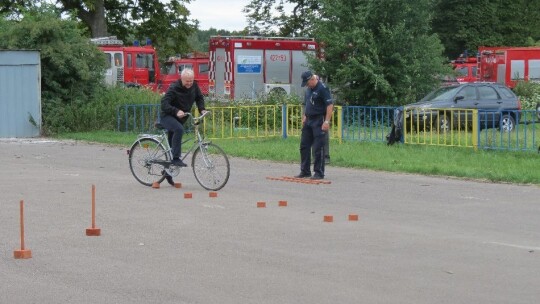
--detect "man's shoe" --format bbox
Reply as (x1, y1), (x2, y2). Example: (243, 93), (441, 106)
(310, 174), (324, 180)
(294, 173), (311, 178)
(165, 175), (175, 186)
(161, 170), (175, 186)
(171, 158), (187, 167)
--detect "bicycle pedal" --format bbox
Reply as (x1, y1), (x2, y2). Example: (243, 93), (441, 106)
(165, 167), (180, 177)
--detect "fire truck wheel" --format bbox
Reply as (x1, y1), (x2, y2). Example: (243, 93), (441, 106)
(125, 82), (141, 89)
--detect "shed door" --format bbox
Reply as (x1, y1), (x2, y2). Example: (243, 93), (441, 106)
(0, 61), (41, 137)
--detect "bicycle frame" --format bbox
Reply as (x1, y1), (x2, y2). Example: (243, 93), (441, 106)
(129, 111), (230, 190)
(177, 112), (210, 163)
(136, 111), (208, 156)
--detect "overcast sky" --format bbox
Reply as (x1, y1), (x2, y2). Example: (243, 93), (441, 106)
(186, 0), (251, 31)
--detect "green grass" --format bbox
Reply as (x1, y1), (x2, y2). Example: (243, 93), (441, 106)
(55, 131), (540, 185)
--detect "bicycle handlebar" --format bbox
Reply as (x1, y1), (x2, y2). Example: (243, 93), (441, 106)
(184, 111), (210, 123)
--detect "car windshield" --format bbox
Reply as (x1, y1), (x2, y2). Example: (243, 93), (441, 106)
(421, 86), (461, 101)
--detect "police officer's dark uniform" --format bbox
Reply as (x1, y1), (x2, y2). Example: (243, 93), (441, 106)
(296, 71), (333, 180)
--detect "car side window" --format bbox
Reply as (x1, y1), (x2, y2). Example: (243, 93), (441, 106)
(478, 86), (499, 100)
(498, 87), (515, 99)
(456, 86), (476, 100)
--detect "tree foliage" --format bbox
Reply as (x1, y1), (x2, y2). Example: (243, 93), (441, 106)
(187, 28), (247, 53)
(0, 5), (107, 133)
(309, 0), (448, 105)
(432, 0), (540, 59)
(243, 0), (320, 36)
(0, 0), (196, 61)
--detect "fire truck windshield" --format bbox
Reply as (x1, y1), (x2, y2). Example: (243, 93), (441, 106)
(455, 67), (469, 76)
(136, 54), (154, 69)
(163, 62), (176, 75)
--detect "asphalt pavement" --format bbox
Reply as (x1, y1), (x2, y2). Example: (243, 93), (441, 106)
(1, 138), (539, 304)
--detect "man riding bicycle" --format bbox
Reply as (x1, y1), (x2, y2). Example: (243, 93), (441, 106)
(160, 68), (207, 185)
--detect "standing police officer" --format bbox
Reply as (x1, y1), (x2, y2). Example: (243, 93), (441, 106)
(296, 71), (334, 180)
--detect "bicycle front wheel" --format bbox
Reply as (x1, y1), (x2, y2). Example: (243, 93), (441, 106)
(129, 138), (169, 186)
(192, 143), (230, 191)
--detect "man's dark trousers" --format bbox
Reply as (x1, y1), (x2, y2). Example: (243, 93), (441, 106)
(300, 116), (326, 177)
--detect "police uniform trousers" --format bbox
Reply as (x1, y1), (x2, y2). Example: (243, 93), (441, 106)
(300, 115), (326, 177)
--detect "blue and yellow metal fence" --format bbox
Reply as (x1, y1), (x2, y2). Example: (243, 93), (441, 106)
(117, 104), (539, 152)
(401, 107), (538, 152)
(117, 104), (160, 132)
(478, 109), (538, 152)
(341, 106), (395, 142)
(402, 108), (478, 149)
(116, 103), (343, 141)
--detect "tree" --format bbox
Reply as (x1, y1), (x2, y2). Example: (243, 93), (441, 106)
(310, 0), (449, 105)
(495, 0), (540, 46)
(0, 5), (107, 132)
(432, 0), (540, 59)
(243, 0), (321, 36)
(1, 0), (196, 61)
(0, 0), (34, 15)
(187, 28), (247, 53)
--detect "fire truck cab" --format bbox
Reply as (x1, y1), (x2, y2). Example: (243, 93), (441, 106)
(208, 36), (319, 99)
(452, 56), (477, 83)
(91, 36), (161, 91)
(160, 52), (210, 94)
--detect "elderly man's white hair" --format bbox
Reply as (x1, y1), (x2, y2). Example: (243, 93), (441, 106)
(181, 68), (195, 78)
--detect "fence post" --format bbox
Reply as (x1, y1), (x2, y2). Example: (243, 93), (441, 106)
(472, 109), (478, 151)
(141, 105), (146, 131)
(116, 105), (120, 131)
(337, 106), (343, 144)
(123, 104), (128, 132)
(282, 104), (288, 139)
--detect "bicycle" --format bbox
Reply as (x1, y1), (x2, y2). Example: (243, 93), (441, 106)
(128, 111), (230, 191)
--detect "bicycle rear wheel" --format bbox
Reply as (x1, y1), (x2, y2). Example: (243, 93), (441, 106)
(129, 138), (170, 186)
(191, 143), (230, 191)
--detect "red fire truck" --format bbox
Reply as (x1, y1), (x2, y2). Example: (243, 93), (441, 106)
(91, 36), (161, 92)
(451, 56), (477, 83)
(160, 51), (210, 94)
(208, 36), (319, 99)
(477, 46), (540, 88)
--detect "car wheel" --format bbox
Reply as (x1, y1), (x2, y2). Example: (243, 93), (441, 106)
(499, 114), (515, 132)
(536, 103), (540, 122)
(436, 114), (450, 132)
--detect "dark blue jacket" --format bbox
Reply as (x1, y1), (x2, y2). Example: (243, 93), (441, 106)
(304, 81), (333, 116)
(160, 80), (205, 120)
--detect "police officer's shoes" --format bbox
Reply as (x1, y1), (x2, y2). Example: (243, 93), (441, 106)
(310, 174), (324, 180)
(171, 158), (187, 167)
(294, 173), (311, 178)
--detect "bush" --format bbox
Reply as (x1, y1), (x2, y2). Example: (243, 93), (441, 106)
(76, 86), (161, 132)
(513, 81), (540, 110)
